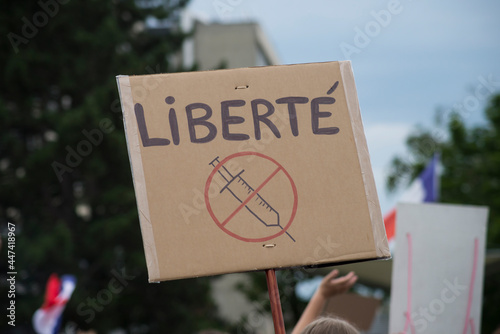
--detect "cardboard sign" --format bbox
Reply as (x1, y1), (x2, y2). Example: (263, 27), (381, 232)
(323, 293), (381, 331)
(116, 61), (390, 282)
(389, 203), (488, 334)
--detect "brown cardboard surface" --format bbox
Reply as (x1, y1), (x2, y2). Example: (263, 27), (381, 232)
(323, 293), (381, 331)
(116, 61), (390, 282)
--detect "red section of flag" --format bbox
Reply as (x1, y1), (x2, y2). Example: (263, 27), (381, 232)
(384, 208), (396, 242)
(383, 153), (440, 244)
(42, 274), (60, 310)
(33, 274), (76, 334)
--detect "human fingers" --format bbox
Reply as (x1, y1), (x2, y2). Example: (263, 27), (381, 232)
(344, 273), (358, 289)
(331, 272), (357, 292)
(330, 271), (355, 285)
(322, 269), (340, 282)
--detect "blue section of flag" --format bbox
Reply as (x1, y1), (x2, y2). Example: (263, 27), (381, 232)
(420, 153), (440, 202)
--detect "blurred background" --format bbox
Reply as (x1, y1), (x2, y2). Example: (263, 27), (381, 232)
(1, 0), (499, 333)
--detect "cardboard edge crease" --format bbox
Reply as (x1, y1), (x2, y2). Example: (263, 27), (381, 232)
(116, 75), (161, 281)
(338, 61), (391, 259)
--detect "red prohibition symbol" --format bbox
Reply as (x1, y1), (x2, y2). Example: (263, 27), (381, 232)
(205, 152), (298, 242)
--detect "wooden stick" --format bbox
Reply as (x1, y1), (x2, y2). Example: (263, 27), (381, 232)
(265, 269), (286, 334)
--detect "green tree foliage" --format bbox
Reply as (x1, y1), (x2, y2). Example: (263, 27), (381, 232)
(0, 1), (227, 332)
(386, 94), (500, 333)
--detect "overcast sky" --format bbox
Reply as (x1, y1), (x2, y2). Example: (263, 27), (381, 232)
(186, 0), (500, 212)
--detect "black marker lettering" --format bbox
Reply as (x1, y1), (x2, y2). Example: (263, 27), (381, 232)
(311, 97), (339, 135)
(251, 99), (280, 140)
(221, 100), (249, 141)
(327, 81), (339, 95)
(165, 96), (180, 145)
(134, 103), (170, 147)
(186, 103), (217, 143)
(275, 97), (309, 136)
(169, 109), (180, 145)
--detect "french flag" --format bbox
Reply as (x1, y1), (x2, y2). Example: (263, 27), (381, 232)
(384, 153), (440, 247)
(33, 274), (76, 334)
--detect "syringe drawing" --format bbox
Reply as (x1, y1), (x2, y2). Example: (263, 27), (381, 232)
(209, 156), (296, 242)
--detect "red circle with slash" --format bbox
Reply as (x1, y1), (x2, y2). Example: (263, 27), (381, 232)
(205, 152), (298, 242)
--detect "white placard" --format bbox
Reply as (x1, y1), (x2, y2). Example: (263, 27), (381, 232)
(389, 203), (488, 334)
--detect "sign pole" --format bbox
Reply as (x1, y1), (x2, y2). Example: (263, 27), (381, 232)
(265, 269), (286, 334)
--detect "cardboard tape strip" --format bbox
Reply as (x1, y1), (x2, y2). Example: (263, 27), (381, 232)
(339, 61), (390, 259)
(116, 75), (160, 281)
